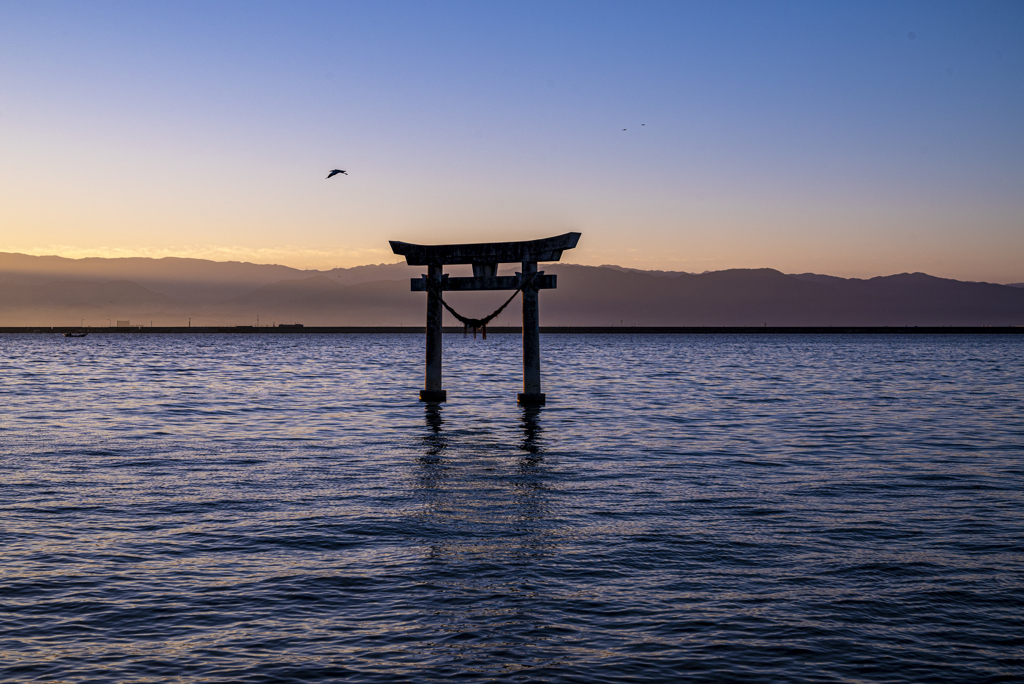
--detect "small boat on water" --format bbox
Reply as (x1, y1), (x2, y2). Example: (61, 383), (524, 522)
(64, 332), (88, 338)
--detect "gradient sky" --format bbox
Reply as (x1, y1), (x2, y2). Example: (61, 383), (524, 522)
(1, 1), (1022, 281)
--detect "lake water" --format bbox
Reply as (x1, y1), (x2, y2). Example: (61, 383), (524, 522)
(1, 333), (1022, 682)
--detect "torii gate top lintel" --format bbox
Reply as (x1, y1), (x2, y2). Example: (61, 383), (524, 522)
(390, 231), (580, 266)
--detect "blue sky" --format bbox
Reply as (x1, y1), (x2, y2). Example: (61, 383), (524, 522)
(1, 1), (1022, 280)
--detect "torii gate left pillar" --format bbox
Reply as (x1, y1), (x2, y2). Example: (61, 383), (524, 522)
(424, 263), (445, 401)
(391, 232), (581, 404)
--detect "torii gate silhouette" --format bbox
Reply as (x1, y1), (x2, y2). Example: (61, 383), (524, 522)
(391, 232), (581, 405)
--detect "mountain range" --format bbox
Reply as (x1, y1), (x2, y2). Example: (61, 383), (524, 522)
(1, 252), (1022, 327)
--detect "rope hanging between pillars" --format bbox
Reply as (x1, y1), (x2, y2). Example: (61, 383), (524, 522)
(427, 273), (537, 339)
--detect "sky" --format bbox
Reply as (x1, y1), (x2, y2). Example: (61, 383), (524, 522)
(1, 1), (1022, 282)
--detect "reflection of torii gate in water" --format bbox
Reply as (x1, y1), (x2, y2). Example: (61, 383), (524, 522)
(390, 232), (581, 405)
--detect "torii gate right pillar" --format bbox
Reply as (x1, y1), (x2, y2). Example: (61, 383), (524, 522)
(519, 260), (544, 405)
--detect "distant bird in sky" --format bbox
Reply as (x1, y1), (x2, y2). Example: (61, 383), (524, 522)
(327, 169), (348, 178)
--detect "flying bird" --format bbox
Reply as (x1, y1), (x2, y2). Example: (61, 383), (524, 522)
(326, 169), (348, 178)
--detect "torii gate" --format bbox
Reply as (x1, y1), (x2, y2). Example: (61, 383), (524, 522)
(390, 232), (581, 405)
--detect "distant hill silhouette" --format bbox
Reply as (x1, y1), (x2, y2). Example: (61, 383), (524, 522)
(1, 252), (1022, 327)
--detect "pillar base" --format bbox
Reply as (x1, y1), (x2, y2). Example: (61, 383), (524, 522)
(517, 392), (546, 405)
(420, 389), (447, 402)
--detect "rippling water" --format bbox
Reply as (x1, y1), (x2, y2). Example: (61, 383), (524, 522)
(1, 333), (1022, 682)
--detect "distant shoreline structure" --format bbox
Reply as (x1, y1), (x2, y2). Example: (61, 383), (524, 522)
(5, 326), (1023, 335)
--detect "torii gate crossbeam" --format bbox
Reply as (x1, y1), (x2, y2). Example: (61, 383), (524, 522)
(390, 232), (581, 404)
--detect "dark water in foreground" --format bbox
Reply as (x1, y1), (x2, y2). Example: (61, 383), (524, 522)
(1, 333), (1022, 683)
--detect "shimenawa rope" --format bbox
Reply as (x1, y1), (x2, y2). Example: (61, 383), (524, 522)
(427, 273), (538, 338)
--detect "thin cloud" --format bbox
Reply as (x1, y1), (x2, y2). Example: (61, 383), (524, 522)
(0, 244), (403, 269)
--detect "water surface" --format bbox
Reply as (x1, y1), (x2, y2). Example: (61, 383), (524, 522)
(1, 333), (1022, 682)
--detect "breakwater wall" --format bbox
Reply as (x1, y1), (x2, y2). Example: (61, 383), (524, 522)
(3, 326), (1023, 335)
